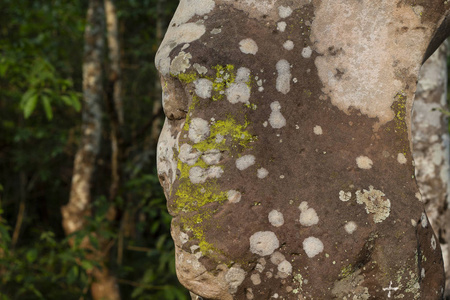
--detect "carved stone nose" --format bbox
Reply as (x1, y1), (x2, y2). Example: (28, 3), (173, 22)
(161, 75), (189, 120)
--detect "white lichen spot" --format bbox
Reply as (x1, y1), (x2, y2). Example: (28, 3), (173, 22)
(255, 258), (266, 273)
(257, 168), (269, 179)
(421, 212), (428, 228)
(356, 155), (373, 169)
(225, 266), (246, 294)
(201, 149), (221, 165)
(250, 273), (261, 285)
(171, 0), (215, 25)
(345, 221), (357, 234)
(194, 78), (213, 99)
(278, 6), (293, 18)
(170, 51), (192, 75)
(193, 63), (207, 74)
(210, 28), (221, 34)
(299, 201), (319, 227)
(431, 235), (437, 250)
(313, 125), (323, 135)
(421, 268), (425, 279)
(226, 83), (251, 104)
(411, 219), (417, 227)
(189, 118), (210, 143)
(339, 190), (352, 202)
(310, 2), (428, 128)
(215, 134), (224, 143)
(277, 21), (287, 32)
(269, 101), (287, 129)
(276, 60), (291, 94)
(301, 46), (312, 58)
(356, 186), (391, 223)
(278, 260), (292, 275)
(179, 143), (202, 166)
(236, 67), (251, 82)
(157, 122), (179, 185)
(156, 23), (206, 76)
(303, 237), (324, 258)
(397, 153), (407, 164)
(189, 166), (223, 184)
(283, 40), (294, 51)
(246, 288), (254, 300)
(239, 38), (258, 55)
(268, 210), (284, 227)
(270, 251), (285, 265)
(236, 155), (256, 170)
(226, 67), (251, 105)
(415, 192), (424, 203)
(180, 231), (189, 244)
(250, 231), (280, 256)
(227, 190), (242, 203)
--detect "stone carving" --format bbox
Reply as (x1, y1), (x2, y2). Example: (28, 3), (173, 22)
(156, 1), (450, 298)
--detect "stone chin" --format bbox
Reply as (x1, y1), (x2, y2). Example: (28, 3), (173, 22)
(171, 225), (233, 300)
(175, 246), (233, 300)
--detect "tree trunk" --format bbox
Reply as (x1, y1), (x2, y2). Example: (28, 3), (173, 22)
(413, 41), (450, 297)
(105, 0), (123, 201)
(61, 0), (120, 299)
(156, 1), (450, 299)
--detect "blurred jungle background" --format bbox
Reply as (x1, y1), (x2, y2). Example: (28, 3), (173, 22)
(2, 1), (450, 300)
(0, 0), (188, 299)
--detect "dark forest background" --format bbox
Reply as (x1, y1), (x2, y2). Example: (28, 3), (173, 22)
(0, 0), (188, 299)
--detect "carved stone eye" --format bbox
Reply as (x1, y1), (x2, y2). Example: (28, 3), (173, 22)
(160, 75), (189, 120)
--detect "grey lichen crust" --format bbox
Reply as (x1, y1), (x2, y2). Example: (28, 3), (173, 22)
(356, 186), (391, 223)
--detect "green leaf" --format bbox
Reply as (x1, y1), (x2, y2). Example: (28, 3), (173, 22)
(88, 233), (99, 249)
(26, 248), (38, 263)
(41, 95), (53, 120)
(61, 95), (72, 106)
(70, 93), (81, 111)
(81, 260), (94, 271)
(21, 90), (38, 119)
(0, 63), (8, 77)
(67, 265), (79, 284)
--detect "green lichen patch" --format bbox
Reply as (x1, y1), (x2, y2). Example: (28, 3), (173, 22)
(176, 112), (255, 255)
(292, 272), (304, 294)
(212, 64), (236, 101)
(390, 92), (409, 155)
(175, 72), (200, 84)
(192, 115), (256, 153)
(175, 161), (227, 212)
(392, 92), (407, 133)
(340, 264), (354, 278)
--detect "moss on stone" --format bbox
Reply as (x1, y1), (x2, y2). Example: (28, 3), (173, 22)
(175, 96), (256, 255)
(212, 64), (236, 101)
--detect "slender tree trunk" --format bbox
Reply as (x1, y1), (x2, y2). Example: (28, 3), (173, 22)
(61, 0), (103, 241)
(61, 1), (120, 299)
(413, 41), (450, 297)
(105, 0), (123, 202)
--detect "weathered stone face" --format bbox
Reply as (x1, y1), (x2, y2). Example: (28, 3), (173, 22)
(156, 1), (450, 299)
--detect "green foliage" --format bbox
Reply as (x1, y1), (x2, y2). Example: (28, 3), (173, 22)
(0, 206), (91, 299)
(0, 0), (187, 298)
(18, 58), (81, 120)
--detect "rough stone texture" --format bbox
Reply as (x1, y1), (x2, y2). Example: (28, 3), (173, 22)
(413, 41), (450, 297)
(156, 1), (450, 299)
